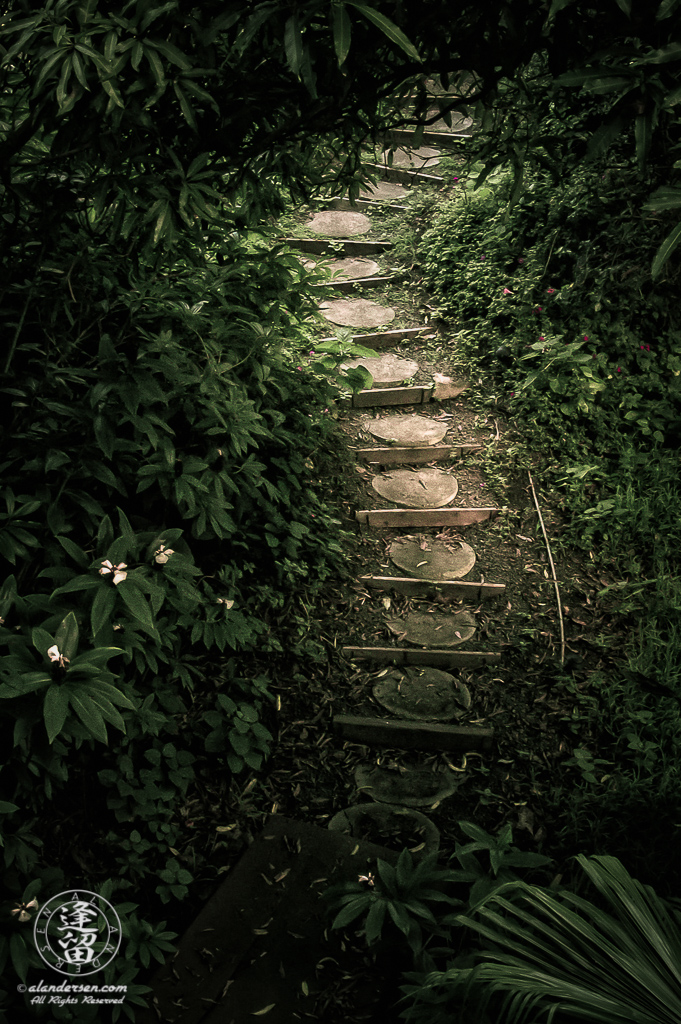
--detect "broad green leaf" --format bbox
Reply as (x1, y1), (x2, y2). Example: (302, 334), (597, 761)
(68, 690), (108, 743)
(332, 4), (352, 66)
(364, 898), (387, 945)
(284, 13), (303, 75)
(91, 585), (117, 640)
(32, 626), (55, 658)
(43, 684), (69, 744)
(634, 109), (653, 173)
(644, 186), (681, 211)
(651, 220), (681, 279)
(331, 896), (370, 929)
(657, 0), (681, 19)
(57, 535), (89, 568)
(174, 83), (197, 130)
(55, 611), (79, 661)
(10, 933), (29, 984)
(0, 801), (19, 813)
(145, 44), (166, 88)
(346, 3), (421, 62)
(547, 0), (578, 15)
(116, 580), (158, 636)
(614, 0), (632, 15)
(152, 39), (192, 70)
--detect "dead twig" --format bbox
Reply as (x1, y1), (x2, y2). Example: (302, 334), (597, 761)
(528, 471), (565, 665)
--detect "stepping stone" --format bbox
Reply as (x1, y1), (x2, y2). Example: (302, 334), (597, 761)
(355, 766), (463, 808)
(371, 467), (458, 508)
(328, 803), (439, 856)
(366, 414), (448, 446)
(321, 298), (395, 328)
(359, 180), (408, 201)
(326, 257), (381, 279)
(372, 666), (470, 721)
(426, 110), (474, 132)
(387, 610), (476, 647)
(387, 146), (440, 168)
(389, 536), (476, 579)
(307, 210), (371, 236)
(341, 353), (418, 385)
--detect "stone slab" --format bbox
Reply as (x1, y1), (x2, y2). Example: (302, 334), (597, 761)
(355, 765), (463, 807)
(432, 374), (468, 401)
(307, 210), (372, 236)
(372, 666), (465, 721)
(384, 146), (441, 169)
(328, 803), (439, 856)
(389, 536), (476, 580)
(367, 414), (448, 447)
(359, 180), (409, 201)
(135, 815), (397, 1024)
(342, 647), (500, 668)
(342, 353), (419, 386)
(387, 610), (476, 647)
(356, 507), (497, 527)
(320, 256), (382, 279)
(334, 714), (494, 752)
(360, 575), (506, 600)
(356, 444), (483, 465)
(371, 467), (458, 508)
(321, 298), (396, 328)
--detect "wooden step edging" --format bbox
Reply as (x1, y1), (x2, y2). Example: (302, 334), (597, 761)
(325, 196), (410, 214)
(355, 506), (498, 528)
(363, 162), (445, 186)
(381, 128), (469, 150)
(355, 443), (483, 465)
(359, 575), (506, 600)
(280, 237), (392, 255)
(342, 646), (500, 668)
(340, 382), (467, 408)
(318, 326), (433, 350)
(311, 273), (401, 293)
(334, 714), (494, 752)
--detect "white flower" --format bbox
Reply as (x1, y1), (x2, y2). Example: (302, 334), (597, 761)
(358, 873), (375, 887)
(216, 598), (235, 609)
(47, 645), (69, 668)
(100, 559), (127, 585)
(11, 898), (39, 923)
(154, 545), (175, 565)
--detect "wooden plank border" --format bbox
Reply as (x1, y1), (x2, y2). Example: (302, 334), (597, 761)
(362, 163), (445, 186)
(359, 575), (506, 599)
(318, 326), (433, 350)
(341, 646), (500, 668)
(354, 443), (483, 465)
(280, 237), (393, 255)
(355, 507), (498, 528)
(333, 714), (494, 752)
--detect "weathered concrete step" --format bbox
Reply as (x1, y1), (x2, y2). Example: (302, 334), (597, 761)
(360, 575), (505, 600)
(281, 237), (392, 255)
(135, 815), (397, 1024)
(363, 162), (445, 186)
(319, 326), (432, 350)
(325, 196), (409, 214)
(334, 714), (494, 752)
(312, 273), (401, 293)
(355, 506), (498, 528)
(382, 128), (468, 150)
(340, 381), (467, 408)
(355, 443), (483, 465)
(342, 646), (500, 668)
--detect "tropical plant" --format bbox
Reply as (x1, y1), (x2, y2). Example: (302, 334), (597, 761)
(401, 854), (681, 1024)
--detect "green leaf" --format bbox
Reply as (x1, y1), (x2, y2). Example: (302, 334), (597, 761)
(68, 690), (108, 743)
(651, 220), (681, 279)
(614, 0), (632, 15)
(644, 186), (681, 212)
(43, 684), (69, 744)
(634, 109), (653, 173)
(346, 3), (421, 61)
(657, 0), (681, 19)
(32, 627), (55, 658)
(332, 4), (352, 66)
(55, 612), (79, 662)
(10, 933), (29, 984)
(331, 896), (370, 930)
(173, 83), (197, 131)
(116, 581), (158, 637)
(91, 585), (117, 640)
(151, 39), (192, 70)
(0, 802), (19, 814)
(284, 13), (304, 75)
(57, 535), (90, 568)
(364, 898), (387, 944)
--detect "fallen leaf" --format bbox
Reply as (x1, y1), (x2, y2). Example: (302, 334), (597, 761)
(252, 1005), (276, 1016)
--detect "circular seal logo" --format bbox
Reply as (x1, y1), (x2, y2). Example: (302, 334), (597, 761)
(33, 891), (121, 976)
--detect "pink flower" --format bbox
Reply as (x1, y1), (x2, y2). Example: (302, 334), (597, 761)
(453, 176), (459, 182)
(539, 336), (545, 341)
(617, 367), (622, 373)
(547, 288), (556, 294)
(518, 258), (524, 263)
(503, 288), (512, 295)
(583, 335), (589, 341)
(533, 307), (543, 314)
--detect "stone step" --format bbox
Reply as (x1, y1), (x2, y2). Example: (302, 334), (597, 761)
(354, 443), (483, 465)
(340, 381), (467, 408)
(312, 273), (401, 293)
(355, 506), (498, 528)
(280, 237), (392, 255)
(342, 646), (500, 668)
(333, 714), (494, 752)
(362, 162), (445, 186)
(359, 575), (505, 600)
(381, 128), (468, 150)
(319, 326), (433, 350)
(135, 815), (397, 1024)
(324, 196), (410, 215)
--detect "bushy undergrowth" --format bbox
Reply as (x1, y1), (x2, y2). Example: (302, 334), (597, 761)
(0, 224), (359, 1020)
(420, 159), (681, 890)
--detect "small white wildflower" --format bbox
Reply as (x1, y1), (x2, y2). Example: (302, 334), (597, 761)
(216, 598), (235, 609)
(358, 873), (375, 887)
(154, 545), (175, 565)
(47, 645), (69, 668)
(11, 898), (39, 923)
(100, 559), (127, 584)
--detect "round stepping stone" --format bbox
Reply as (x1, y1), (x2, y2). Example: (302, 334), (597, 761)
(328, 803), (439, 855)
(359, 180), (408, 201)
(307, 210), (371, 237)
(386, 610), (476, 647)
(341, 353), (418, 385)
(355, 766), (462, 808)
(328, 257), (381, 279)
(367, 414), (448, 447)
(321, 298), (395, 328)
(389, 536), (476, 580)
(373, 666), (470, 721)
(371, 467), (458, 508)
(388, 146), (440, 169)
(426, 109), (474, 132)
